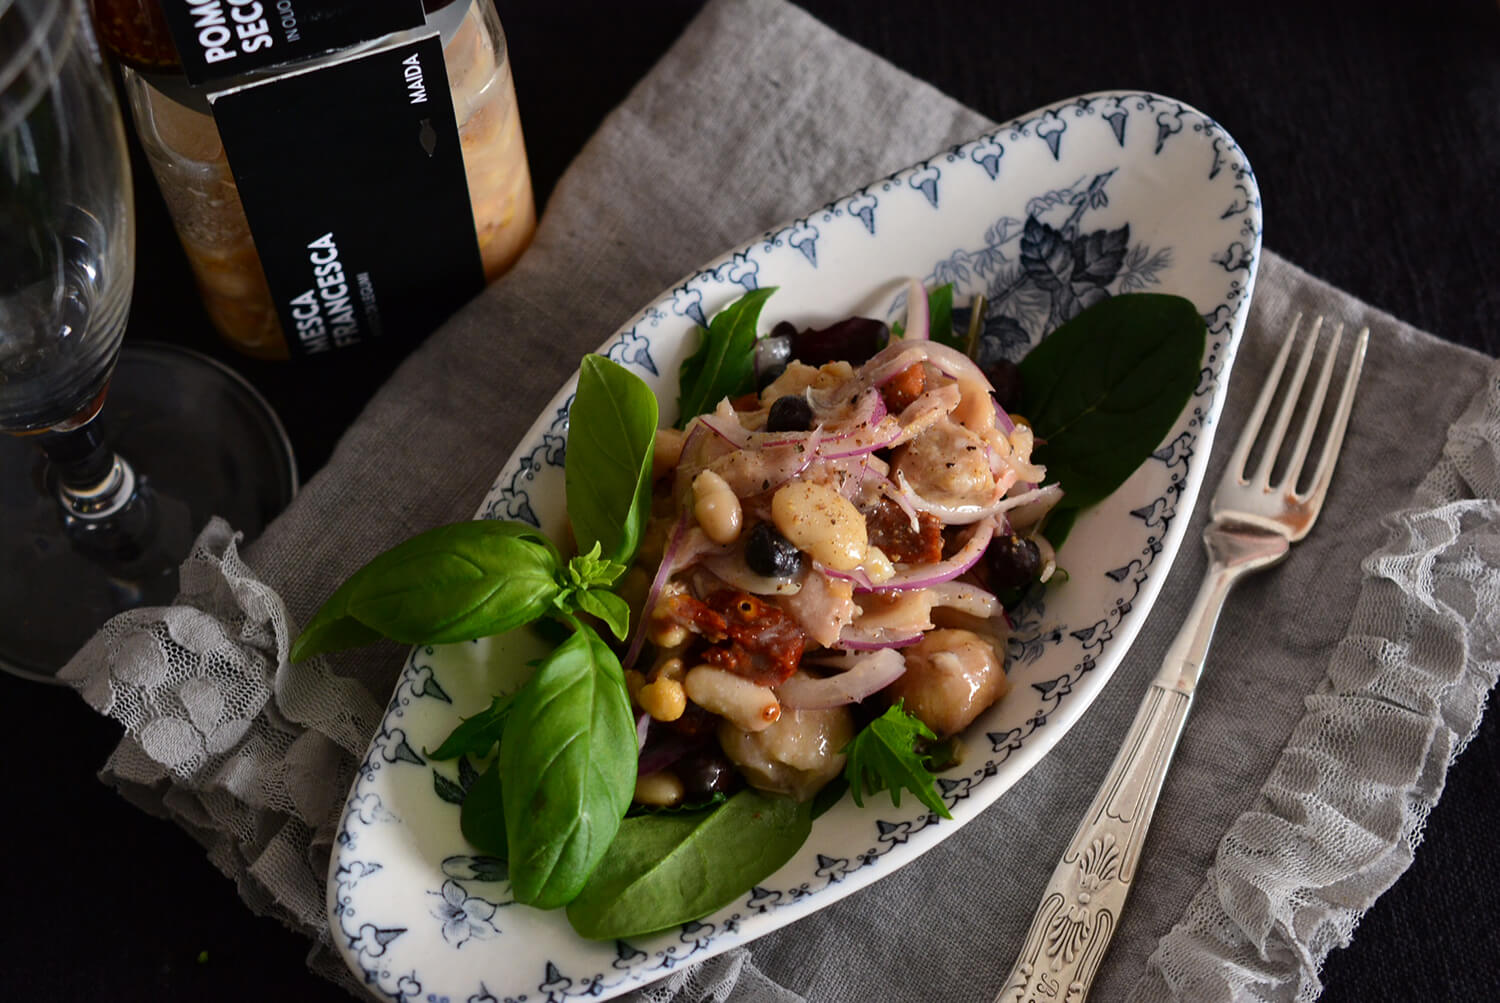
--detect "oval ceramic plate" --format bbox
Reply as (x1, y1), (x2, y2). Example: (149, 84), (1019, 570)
(330, 90), (1261, 1001)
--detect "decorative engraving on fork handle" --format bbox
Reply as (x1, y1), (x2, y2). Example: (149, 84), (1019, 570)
(997, 525), (1288, 1003)
(998, 683), (1191, 1003)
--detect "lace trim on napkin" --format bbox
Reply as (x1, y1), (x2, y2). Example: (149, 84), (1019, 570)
(1129, 361), (1500, 1002)
(58, 519), (385, 984)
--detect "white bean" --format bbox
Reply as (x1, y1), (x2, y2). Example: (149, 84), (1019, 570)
(652, 426), (686, 481)
(634, 771), (685, 807)
(693, 469), (743, 544)
(771, 480), (867, 570)
(683, 665), (781, 732)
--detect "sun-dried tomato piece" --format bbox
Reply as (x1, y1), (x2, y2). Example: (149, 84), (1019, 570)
(657, 592), (728, 642)
(698, 589), (805, 686)
(879, 362), (926, 412)
(864, 495), (944, 564)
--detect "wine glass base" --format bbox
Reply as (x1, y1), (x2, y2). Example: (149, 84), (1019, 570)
(0, 343), (298, 683)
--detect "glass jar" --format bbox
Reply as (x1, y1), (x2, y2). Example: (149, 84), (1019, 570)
(91, 0), (537, 361)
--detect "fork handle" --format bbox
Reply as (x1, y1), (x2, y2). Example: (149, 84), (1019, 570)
(995, 525), (1288, 1003)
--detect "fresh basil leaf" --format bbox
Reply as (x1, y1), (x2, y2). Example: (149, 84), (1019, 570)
(348, 524), (560, 645)
(289, 572), (384, 663)
(565, 543), (626, 590)
(426, 693), (515, 761)
(289, 591), (383, 663)
(842, 702), (952, 820)
(572, 588), (630, 642)
(460, 759), (507, 859)
(500, 623), (637, 909)
(566, 356), (659, 567)
(1018, 292), (1206, 515)
(675, 287), (777, 429)
(290, 521), (563, 660)
(927, 283), (958, 350)
(566, 789), (812, 940)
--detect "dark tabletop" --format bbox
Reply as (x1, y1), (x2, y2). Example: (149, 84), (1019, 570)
(4, 1), (1498, 999)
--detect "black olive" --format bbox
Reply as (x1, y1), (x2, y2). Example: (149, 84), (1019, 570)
(766, 394), (814, 433)
(791, 317), (889, 366)
(983, 359), (1024, 413)
(745, 522), (803, 578)
(676, 748), (743, 801)
(985, 533), (1042, 591)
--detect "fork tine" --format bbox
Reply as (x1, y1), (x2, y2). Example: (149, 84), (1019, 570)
(1226, 312), (1302, 484)
(1281, 321), (1345, 495)
(1294, 326), (1369, 534)
(1249, 314), (1322, 489)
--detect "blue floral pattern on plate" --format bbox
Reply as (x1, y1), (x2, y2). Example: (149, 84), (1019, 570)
(331, 90), (1262, 1002)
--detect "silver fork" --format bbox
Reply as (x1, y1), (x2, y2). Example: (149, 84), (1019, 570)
(995, 314), (1369, 1003)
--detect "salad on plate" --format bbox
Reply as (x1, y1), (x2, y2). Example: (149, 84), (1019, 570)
(293, 279), (1204, 942)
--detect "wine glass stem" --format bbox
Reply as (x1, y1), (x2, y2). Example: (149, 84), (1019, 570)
(36, 423), (156, 561)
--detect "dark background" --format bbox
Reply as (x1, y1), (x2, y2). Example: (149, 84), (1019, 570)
(3, 0), (1497, 999)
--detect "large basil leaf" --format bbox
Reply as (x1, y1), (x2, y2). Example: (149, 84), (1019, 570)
(290, 520), (563, 660)
(460, 759), (508, 859)
(674, 287), (777, 428)
(566, 789), (812, 940)
(500, 623), (636, 909)
(565, 355), (659, 567)
(1019, 292), (1206, 515)
(427, 693), (515, 761)
(287, 573), (383, 662)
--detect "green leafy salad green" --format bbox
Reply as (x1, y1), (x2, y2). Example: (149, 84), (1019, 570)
(291, 284), (1205, 941)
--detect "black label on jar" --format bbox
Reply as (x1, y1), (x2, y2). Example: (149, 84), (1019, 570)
(209, 31), (484, 358)
(160, 0), (427, 85)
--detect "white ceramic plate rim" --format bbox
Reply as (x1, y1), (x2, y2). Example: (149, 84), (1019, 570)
(330, 88), (1262, 1002)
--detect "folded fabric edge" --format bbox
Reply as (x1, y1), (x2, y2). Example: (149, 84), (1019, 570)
(1128, 360), (1500, 1002)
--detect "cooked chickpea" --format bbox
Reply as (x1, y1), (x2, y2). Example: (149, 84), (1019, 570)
(692, 469), (743, 544)
(638, 677), (686, 721)
(651, 427), (686, 481)
(655, 656), (685, 681)
(647, 613), (688, 649)
(634, 770), (685, 807)
(770, 480), (867, 571)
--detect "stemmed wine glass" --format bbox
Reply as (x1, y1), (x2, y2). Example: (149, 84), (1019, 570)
(0, 0), (296, 681)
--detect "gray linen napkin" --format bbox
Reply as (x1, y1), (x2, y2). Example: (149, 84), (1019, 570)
(59, 0), (1500, 1000)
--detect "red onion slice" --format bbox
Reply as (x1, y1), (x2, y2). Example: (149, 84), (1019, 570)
(835, 625), (924, 650)
(903, 277), (929, 342)
(699, 412), (752, 449)
(919, 339), (989, 386)
(861, 345), (929, 389)
(623, 513), (692, 671)
(818, 561), (876, 592)
(1005, 483), (1065, 533)
(701, 551), (805, 595)
(893, 473), (1062, 529)
(873, 517), (996, 591)
(992, 397), (1016, 434)
(925, 581), (1000, 618)
(776, 649), (908, 709)
(636, 712), (651, 752)
(817, 420), (904, 460)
